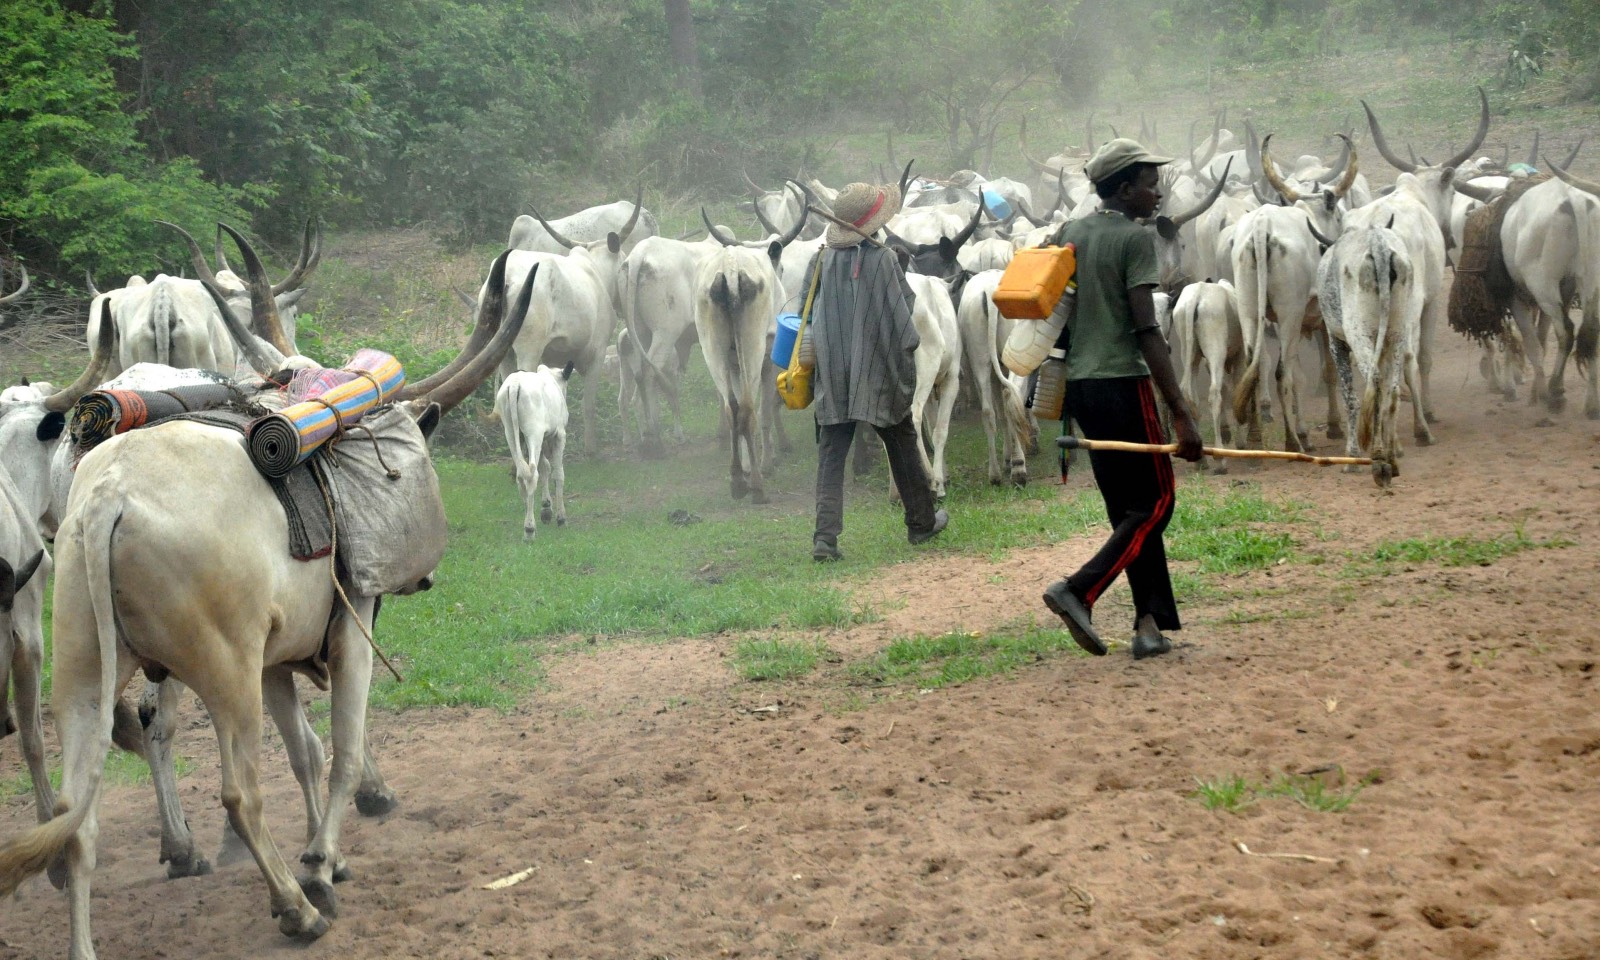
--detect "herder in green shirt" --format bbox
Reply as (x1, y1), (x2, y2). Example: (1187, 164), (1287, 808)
(1041, 139), (1204, 660)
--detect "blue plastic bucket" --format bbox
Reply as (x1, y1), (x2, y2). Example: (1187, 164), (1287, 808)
(981, 189), (1013, 220)
(771, 312), (803, 367)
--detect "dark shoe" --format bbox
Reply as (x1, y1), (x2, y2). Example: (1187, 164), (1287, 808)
(1042, 581), (1106, 656)
(1131, 632), (1173, 660)
(812, 539), (842, 562)
(908, 509), (949, 545)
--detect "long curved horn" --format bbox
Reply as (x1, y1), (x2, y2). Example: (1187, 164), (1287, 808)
(897, 160), (915, 198)
(214, 226), (236, 276)
(1084, 112), (1095, 152)
(1361, 98), (1417, 173)
(742, 170), (767, 198)
(773, 183), (808, 247)
(1525, 130), (1541, 169)
(1441, 86), (1491, 172)
(0, 263), (29, 306)
(1305, 218), (1336, 251)
(1454, 178), (1500, 203)
(1019, 116), (1055, 173)
(1244, 120), (1264, 180)
(270, 218), (322, 296)
(1260, 135), (1302, 203)
(197, 271), (286, 376)
(701, 208), (740, 247)
(949, 194), (986, 249)
(43, 301), (119, 412)
(83, 269), (100, 299)
(1330, 134), (1359, 199)
(751, 194), (783, 236)
(216, 222), (294, 357)
(1545, 155), (1600, 199)
(425, 264), (536, 416)
(1563, 137), (1585, 169)
(528, 203), (580, 249)
(615, 184), (645, 244)
(398, 250), (511, 401)
(1047, 168), (1069, 218)
(157, 220), (222, 289)
(1322, 132), (1352, 186)
(1169, 157), (1233, 228)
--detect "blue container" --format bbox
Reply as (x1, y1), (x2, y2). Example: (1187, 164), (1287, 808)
(772, 312), (803, 367)
(981, 189), (1013, 220)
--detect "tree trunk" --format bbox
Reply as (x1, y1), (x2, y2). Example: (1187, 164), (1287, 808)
(662, 0), (703, 99)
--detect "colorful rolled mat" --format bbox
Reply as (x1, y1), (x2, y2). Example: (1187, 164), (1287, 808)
(70, 384), (245, 449)
(246, 349), (406, 477)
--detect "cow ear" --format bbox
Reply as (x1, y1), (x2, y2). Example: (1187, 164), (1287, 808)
(1323, 191), (1338, 212)
(1155, 216), (1179, 241)
(766, 240), (783, 265)
(894, 246), (912, 271)
(415, 402), (443, 440)
(36, 411), (66, 442)
(939, 236), (956, 260)
(607, 233), (622, 254)
(0, 557), (13, 612)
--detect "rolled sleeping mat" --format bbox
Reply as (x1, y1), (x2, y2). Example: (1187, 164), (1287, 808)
(70, 383), (246, 449)
(246, 350), (406, 477)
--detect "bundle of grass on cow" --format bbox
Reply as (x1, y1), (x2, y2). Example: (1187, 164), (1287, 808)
(1448, 176), (1548, 346)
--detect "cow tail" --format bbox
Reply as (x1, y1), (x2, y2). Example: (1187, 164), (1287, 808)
(1573, 195), (1600, 375)
(984, 294), (1033, 453)
(0, 501), (123, 897)
(1174, 290), (1198, 406)
(624, 260), (671, 398)
(497, 380), (532, 486)
(1232, 226), (1269, 424)
(1358, 232), (1392, 452)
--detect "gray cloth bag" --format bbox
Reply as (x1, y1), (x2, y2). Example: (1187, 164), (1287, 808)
(323, 405), (448, 597)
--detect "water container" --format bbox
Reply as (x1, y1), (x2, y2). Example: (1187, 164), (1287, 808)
(1002, 285), (1074, 376)
(981, 189), (1013, 221)
(771, 312), (803, 368)
(994, 243), (1076, 320)
(1029, 349), (1068, 422)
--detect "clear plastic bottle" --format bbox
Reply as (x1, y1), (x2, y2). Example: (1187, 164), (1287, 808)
(1029, 348), (1068, 421)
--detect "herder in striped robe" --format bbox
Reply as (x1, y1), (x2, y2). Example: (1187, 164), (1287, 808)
(799, 180), (948, 562)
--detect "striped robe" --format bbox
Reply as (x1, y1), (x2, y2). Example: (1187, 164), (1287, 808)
(800, 244), (920, 428)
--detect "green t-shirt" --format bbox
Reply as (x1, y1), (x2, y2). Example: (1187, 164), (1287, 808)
(1054, 210), (1158, 381)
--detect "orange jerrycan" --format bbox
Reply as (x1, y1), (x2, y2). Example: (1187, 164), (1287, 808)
(993, 243), (1076, 321)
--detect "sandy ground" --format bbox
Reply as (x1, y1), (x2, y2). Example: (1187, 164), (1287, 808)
(3, 329), (1599, 960)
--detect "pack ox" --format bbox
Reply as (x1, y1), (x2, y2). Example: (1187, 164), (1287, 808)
(0, 247), (533, 958)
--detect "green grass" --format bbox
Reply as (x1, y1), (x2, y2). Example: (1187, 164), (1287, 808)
(1167, 482), (1303, 574)
(731, 637), (830, 682)
(853, 623), (1091, 690)
(3, 751), (194, 799)
(1343, 527), (1571, 578)
(1191, 769), (1376, 814)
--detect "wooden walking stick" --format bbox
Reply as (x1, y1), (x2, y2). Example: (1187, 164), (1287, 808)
(1056, 435), (1373, 466)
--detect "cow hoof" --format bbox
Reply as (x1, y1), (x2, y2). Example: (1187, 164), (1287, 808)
(730, 477), (749, 500)
(523, 527), (537, 541)
(299, 877), (339, 919)
(556, 516), (567, 526)
(355, 788), (398, 817)
(278, 907), (331, 941)
(1372, 462), (1395, 487)
(1326, 424), (1344, 440)
(1010, 473), (1028, 489)
(333, 863), (353, 884)
(1210, 463), (1230, 476)
(1414, 431), (1434, 446)
(1424, 410), (1440, 424)
(749, 490), (770, 505)
(166, 855), (213, 879)
(540, 504), (554, 524)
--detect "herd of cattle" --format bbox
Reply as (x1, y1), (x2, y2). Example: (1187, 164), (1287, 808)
(1, 86), (1599, 955)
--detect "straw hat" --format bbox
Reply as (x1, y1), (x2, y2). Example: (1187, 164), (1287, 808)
(826, 182), (903, 247)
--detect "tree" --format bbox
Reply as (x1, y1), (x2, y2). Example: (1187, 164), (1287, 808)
(662, 0), (703, 98)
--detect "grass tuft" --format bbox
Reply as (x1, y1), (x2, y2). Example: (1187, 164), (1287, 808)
(1344, 527), (1571, 578)
(855, 623), (1089, 689)
(731, 637), (830, 682)
(1192, 768), (1377, 813)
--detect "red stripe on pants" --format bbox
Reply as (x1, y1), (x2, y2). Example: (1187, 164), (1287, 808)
(1082, 380), (1175, 605)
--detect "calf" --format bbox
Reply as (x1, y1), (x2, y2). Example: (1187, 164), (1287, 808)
(495, 363), (575, 539)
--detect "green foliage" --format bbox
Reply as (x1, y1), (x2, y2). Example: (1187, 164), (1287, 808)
(731, 638), (830, 682)
(0, 0), (251, 278)
(1191, 774), (1256, 812)
(854, 624), (1090, 689)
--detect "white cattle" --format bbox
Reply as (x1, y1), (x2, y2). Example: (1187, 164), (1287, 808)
(1503, 164), (1600, 418)
(508, 187), (658, 255)
(693, 237), (786, 503)
(903, 273), (962, 497)
(0, 380), (51, 404)
(1357, 86), (1494, 427)
(957, 236), (1015, 273)
(617, 235), (718, 453)
(1172, 280), (1245, 473)
(956, 270), (1034, 486)
(1230, 202), (1334, 451)
(0, 253), (529, 958)
(1319, 224), (1428, 485)
(495, 364), (573, 539)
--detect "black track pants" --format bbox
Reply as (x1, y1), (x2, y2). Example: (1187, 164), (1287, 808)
(1063, 377), (1181, 632)
(814, 417), (936, 546)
